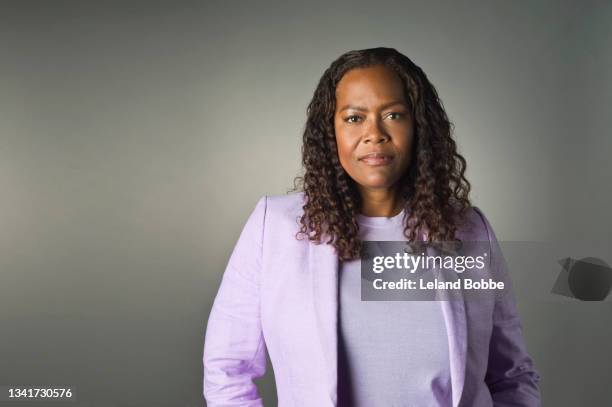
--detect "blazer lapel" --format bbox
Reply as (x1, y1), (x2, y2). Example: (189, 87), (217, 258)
(309, 241), (339, 406)
(310, 240), (467, 407)
(432, 245), (468, 407)
(439, 298), (467, 407)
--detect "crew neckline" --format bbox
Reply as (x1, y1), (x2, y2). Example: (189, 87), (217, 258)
(356, 208), (406, 228)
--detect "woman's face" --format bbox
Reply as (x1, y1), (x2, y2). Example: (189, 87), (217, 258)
(334, 65), (414, 194)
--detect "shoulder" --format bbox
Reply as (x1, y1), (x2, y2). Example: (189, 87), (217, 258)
(237, 192), (306, 248)
(456, 206), (506, 278)
(251, 191), (305, 231)
(264, 192), (305, 218)
(265, 191), (306, 215)
(455, 205), (499, 243)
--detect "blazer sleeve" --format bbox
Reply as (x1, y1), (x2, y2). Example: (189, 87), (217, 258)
(203, 196), (268, 407)
(473, 207), (543, 407)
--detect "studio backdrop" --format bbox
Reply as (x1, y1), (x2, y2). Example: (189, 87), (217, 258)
(1, 1), (611, 406)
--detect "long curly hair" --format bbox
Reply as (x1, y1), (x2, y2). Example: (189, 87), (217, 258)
(290, 47), (472, 261)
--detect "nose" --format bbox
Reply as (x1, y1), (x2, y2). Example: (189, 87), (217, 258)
(363, 118), (389, 144)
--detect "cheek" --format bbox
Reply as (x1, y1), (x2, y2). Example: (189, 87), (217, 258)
(401, 139), (414, 155)
(397, 131), (415, 154)
(335, 133), (356, 162)
(335, 142), (352, 170)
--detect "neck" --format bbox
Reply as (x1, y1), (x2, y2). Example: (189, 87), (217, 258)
(358, 187), (405, 217)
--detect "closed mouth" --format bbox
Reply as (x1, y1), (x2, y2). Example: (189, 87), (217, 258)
(359, 153), (394, 166)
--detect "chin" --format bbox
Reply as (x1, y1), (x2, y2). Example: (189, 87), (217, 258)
(357, 180), (396, 189)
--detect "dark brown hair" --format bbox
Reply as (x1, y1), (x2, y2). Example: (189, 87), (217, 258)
(290, 47), (472, 261)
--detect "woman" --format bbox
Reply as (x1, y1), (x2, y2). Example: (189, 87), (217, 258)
(203, 47), (541, 406)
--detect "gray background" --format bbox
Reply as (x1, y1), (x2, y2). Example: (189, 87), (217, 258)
(1, 0), (610, 406)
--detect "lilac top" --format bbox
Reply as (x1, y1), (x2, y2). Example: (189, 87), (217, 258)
(337, 208), (453, 407)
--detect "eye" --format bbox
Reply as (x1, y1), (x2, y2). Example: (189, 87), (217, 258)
(344, 115), (362, 123)
(386, 112), (403, 120)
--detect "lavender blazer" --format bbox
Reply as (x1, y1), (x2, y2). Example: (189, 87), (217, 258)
(203, 192), (541, 406)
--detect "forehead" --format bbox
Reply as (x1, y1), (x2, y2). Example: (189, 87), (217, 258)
(335, 65), (406, 105)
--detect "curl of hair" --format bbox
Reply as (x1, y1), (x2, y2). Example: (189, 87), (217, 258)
(289, 47), (472, 261)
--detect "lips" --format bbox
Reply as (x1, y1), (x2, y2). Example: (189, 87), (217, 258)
(358, 152), (394, 166)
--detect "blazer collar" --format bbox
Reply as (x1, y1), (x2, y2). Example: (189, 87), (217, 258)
(309, 240), (467, 407)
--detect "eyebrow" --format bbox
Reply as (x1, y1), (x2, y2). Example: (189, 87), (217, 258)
(337, 100), (407, 113)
